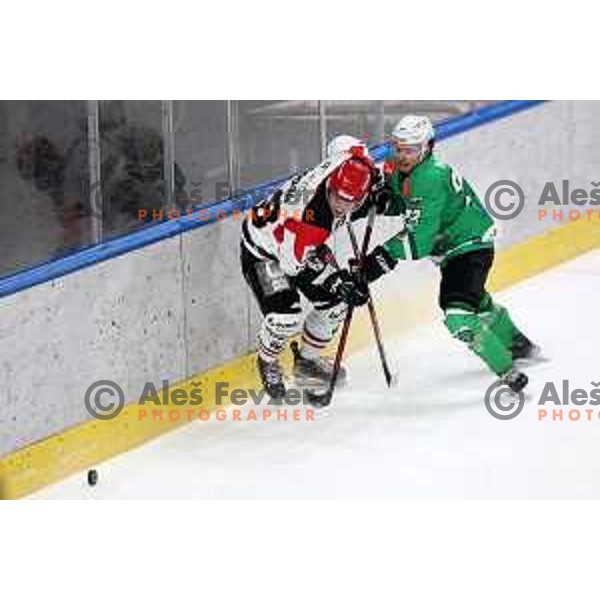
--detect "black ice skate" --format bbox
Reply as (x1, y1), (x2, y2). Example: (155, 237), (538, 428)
(500, 368), (529, 394)
(511, 332), (545, 366)
(257, 355), (286, 401)
(290, 341), (347, 389)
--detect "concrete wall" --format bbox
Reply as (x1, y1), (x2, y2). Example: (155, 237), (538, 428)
(0, 239), (186, 453)
(1, 100), (599, 457)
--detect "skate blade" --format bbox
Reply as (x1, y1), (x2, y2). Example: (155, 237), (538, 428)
(292, 377), (326, 394)
(292, 375), (346, 391)
(513, 354), (550, 368)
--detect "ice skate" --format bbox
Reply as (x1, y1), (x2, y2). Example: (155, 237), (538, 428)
(257, 355), (286, 402)
(511, 332), (546, 367)
(290, 340), (347, 390)
(499, 368), (529, 394)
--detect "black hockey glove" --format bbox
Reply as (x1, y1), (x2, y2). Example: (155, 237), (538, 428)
(349, 181), (393, 221)
(372, 183), (393, 214)
(367, 165), (393, 214)
(322, 269), (369, 307)
(295, 244), (337, 298)
(359, 245), (398, 283)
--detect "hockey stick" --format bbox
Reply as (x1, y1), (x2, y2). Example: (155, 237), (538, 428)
(346, 215), (396, 387)
(305, 206), (378, 407)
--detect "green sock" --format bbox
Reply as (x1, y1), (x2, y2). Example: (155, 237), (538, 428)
(470, 325), (513, 376)
(445, 307), (513, 376)
(478, 293), (520, 350)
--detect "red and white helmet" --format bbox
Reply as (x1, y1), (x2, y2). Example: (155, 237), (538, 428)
(328, 154), (374, 204)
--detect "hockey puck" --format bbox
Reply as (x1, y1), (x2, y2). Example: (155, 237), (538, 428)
(87, 469), (98, 486)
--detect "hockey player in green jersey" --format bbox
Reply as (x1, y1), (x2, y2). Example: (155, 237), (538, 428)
(355, 115), (540, 393)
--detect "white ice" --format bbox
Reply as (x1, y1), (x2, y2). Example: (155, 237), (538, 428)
(32, 249), (600, 499)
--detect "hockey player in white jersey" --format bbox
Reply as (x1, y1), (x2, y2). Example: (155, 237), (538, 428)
(240, 139), (379, 400)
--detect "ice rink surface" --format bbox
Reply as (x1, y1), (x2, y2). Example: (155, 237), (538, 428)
(33, 249), (600, 499)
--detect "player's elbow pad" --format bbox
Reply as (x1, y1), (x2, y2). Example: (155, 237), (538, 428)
(362, 246), (397, 283)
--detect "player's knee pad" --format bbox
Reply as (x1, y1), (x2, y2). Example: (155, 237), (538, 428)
(301, 303), (347, 351)
(443, 307), (483, 346)
(258, 311), (302, 358)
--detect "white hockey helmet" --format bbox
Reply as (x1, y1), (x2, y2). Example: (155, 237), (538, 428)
(391, 115), (435, 148)
(326, 134), (368, 159)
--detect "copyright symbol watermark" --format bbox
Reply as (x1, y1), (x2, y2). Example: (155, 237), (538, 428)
(484, 180), (525, 220)
(484, 380), (525, 420)
(84, 380), (125, 420)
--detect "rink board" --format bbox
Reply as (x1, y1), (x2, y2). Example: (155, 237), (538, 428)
(1, 215), (599, 499)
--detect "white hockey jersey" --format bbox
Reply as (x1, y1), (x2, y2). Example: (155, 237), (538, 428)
(241, 152), (358, 276)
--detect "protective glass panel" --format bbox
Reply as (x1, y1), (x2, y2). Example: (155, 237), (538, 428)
(236, 100), (321, 190)
(98, 100), (166, 237)
(173, 101), (228, 208)
(0, 101), (91, 277)
(323, 100), (386, 147)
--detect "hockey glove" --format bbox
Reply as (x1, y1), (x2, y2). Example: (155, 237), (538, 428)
(367, 165), (392, 214)
(322, 269), (369, 307)
(349, 180), (392, 221)
(359, 246), (398, 283)
(372, 183), (393, 214)
(295, 244), (337, 300)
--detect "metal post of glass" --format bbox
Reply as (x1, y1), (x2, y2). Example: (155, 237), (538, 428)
(161, 100), (176, 210)
(318, 100), (327, 160)
(226, 100), (241, 197)
(87, 100), (103, 243)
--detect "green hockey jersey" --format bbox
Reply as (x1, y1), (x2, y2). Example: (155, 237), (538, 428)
(380, 153), (495, 265)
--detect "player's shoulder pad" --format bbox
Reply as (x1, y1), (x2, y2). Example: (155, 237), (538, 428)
(424, 153), (452, 176)
(416, 154), (455, 190)
(283, 156), (343, 206)
(430, 155), (470, 198)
